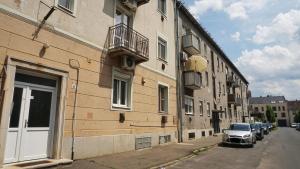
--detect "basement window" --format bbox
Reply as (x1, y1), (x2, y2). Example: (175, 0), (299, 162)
(188, 132), (195, 140)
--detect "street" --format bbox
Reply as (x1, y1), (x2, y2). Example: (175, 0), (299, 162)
(168, 128), (300, 169)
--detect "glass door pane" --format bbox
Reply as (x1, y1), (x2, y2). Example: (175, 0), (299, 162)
(27, 90), (52, 128)
(9, 87), (23, 128)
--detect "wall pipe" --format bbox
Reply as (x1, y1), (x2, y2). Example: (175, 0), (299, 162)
(69, 59), (80, 160)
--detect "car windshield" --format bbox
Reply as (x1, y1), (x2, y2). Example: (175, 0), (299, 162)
(250, 124), (256, 129)
(229, 124), (250, 131)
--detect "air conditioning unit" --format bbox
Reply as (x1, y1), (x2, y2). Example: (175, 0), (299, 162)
(122, 56), (136, 70)
(121, 0), (137, 11)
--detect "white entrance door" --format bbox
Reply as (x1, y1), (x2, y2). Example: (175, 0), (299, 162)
(4, 74), (57, 163)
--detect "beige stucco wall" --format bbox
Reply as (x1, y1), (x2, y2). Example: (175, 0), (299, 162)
(0, 0), (176, 79)
(0, 4), (177, 163)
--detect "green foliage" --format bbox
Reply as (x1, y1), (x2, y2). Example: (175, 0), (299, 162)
(294, 111), (300, 123)
(266, 105), (276, 123)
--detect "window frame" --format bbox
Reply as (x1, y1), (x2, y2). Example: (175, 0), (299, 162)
(199, 100), (204, 116)
(56, 0), (77, 15)
(158, 0), (167, 16)
(158, 83), (169, 113)
(207, 102), (211, 117)
(158, 37), (168, 62)
(184, 96), (194, 115)
(111, 69), (133, 110)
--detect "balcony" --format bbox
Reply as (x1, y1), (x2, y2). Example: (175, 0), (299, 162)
(184, 71), (202, 89)
(108, 24), (149, 63)
(182, 33), (200, 55)
(228, 94), (242, 106)
(226, 75), (235, 86)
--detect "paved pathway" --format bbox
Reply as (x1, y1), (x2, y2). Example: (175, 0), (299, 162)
(168, 128), (300, 169)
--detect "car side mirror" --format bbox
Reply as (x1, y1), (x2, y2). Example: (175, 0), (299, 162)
(251, 128), (256, 131)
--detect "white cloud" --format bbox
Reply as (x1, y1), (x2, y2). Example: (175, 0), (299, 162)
(225, 2), (248, 20)
(252, 9), (300, 44)
(189, 0), (223, 17)
(236, 44), (300, 100)
(189, 0), (269, 20)
(231, 32), (241, 41)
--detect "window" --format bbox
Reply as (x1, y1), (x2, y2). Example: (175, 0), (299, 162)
(221, 62), (224, 72)
(275, 113), (277, 117)
(158, 37), (167, 61)
(272, 106), (276, 111)
(185, 96), (194, 115)
(158, 0), (166, 15)
(205, 71), (209, 87)
(199, 101), (204, 116)
(207, 102), (211, 117)
(262, 107), (264, 111)
(224, 108), (227, 118)
(204, 44), (207, 56)
(217, 57), (220, 71)
(159, 84), (168, 113)
(282, 106), (285, 111)
(255, 107), (258, 112)
(58, 0), (75, 12)
(112, 72), (132, 108)
(281, 112), (286, 117)
(278, 106), (281, 111)
(220, 106), (223, 118)
(223, 84), (225, 95)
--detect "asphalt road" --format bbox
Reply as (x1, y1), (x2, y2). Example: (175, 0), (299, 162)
(167, 128), (300, 169)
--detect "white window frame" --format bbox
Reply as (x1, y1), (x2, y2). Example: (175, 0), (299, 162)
(207, 102), (211, 117)
(158, 82), (169, 113)
(199, 100), (203, 116)
(111, 69), (133, 110)
(185, 96), (194, 115)
(158, 0), (167, 16)
(56, 0), (77, 15)
(158, 37), (167, 62)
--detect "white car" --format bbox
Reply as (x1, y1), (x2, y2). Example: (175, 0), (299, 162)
(291, 123), (298, 128)
(223, 123), (256, 147)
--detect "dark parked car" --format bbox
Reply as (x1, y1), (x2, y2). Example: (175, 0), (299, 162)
(251, 123), (264, 140)
(296, 124), (300, 131)
(262, 123), (270, 135)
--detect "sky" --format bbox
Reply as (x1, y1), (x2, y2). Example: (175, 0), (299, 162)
(182, 0), (300, 100)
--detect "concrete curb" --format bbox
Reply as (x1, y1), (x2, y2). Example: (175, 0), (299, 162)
(149, 142), (221, 169)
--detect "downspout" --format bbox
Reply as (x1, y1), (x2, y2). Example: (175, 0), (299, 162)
(69, 59), (80, 160)
(174, 0), (183, 143)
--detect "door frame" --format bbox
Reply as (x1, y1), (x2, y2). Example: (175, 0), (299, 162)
(0, 57), (68, 166)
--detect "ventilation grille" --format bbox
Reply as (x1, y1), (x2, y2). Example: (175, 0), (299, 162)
(135, 137), (151, 150)
(159, 135), (171, 144)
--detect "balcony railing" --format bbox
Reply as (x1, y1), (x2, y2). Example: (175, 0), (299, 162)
(184, 71), (202, 89)
(228, 94), (242, 106)
(108, 24), (149, 62)
(182, 33), (201, 55)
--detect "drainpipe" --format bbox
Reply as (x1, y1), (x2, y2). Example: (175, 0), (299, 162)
(69, 59), (80, 160)
(174, 0), (183, 143)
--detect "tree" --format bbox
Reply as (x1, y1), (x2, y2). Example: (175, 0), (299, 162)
(266, 105), (276, 123)
(294, 111), (300, 123)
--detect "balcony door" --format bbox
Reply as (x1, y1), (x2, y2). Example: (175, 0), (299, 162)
(114, 10), (132, 49)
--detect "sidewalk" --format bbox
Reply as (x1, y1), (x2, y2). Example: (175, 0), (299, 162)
(49, 135), (222, 169)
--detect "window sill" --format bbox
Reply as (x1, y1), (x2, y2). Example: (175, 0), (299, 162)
(111, 105), (132, 111)
(57, 5), (76, 17)
(157, 9), (167, 19)
(185, 113), (194, 116)
(158, 57), (168, 64)
(159, 112), (168, 115)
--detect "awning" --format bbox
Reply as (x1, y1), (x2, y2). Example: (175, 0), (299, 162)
(185, 55), (207, 73)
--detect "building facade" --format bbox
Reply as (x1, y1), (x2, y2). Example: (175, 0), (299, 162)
(287, 100), (300, 125)
(0, 0), (251, 167)
(176, 3), (249, 142)
(0, 0), (178, 166)
(249, 96), (289, 126)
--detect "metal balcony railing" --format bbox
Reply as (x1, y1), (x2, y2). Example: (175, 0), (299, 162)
(108, 24), (149, 62)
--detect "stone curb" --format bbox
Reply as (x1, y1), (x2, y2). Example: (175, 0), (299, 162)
(149, 141), (221, 169)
